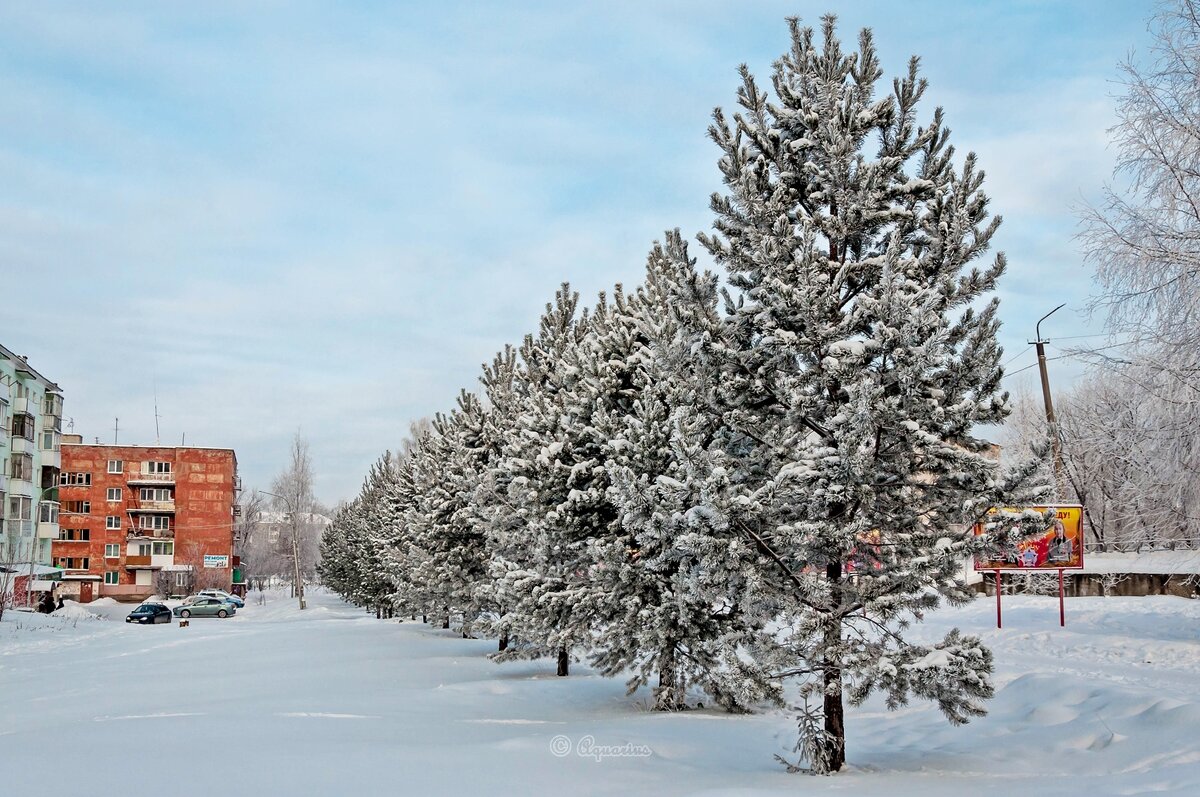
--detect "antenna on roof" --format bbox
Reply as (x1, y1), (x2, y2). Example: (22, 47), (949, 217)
(154, 379), (162, 445)
(113, 417), (119, 444)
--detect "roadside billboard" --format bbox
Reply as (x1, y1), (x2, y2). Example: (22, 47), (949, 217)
(974, 505), (1084, 570)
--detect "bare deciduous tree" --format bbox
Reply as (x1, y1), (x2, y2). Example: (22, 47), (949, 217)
(1063, 1), (1200, 551)
(269, 433), (322, 603)
(1081, 0), (1200, 343)
(0, 532), (35, 622)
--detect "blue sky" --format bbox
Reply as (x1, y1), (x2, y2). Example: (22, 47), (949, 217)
(0, 1), (1154, 502)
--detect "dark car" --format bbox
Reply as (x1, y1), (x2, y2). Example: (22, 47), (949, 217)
(126, 603), (172, 624)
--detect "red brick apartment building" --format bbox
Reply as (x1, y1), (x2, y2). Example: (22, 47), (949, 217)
(51, 438), (239, 602)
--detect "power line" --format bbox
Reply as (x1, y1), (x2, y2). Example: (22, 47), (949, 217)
(1002, 345), (1034, 368)
(1004, 339), (1139, 378)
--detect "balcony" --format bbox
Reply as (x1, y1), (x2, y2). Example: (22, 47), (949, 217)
(42, 413), (62, 432)
(55, 534), (89, 543)
(40, 449), (61, 469)
(130, 500), (175, 513)
(127, 528), (174, 540)
(12, 396), (31, 415)
(37, 521), (59, 540)
(125, 555), (154, 568)
(10, 436), (34, 456)
(127, 472), (175, 485)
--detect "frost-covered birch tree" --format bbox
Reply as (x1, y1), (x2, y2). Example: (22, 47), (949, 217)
(1066, 0), (1200, 550)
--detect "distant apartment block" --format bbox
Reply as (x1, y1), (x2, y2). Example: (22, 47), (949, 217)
(52, 440), (239, 602)
(0, 344), (64, 573)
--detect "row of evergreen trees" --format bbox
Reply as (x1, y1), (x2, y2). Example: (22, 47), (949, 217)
(319, 16), (1043, 773)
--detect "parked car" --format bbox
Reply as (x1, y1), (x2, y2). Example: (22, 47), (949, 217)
(197, 588), (245, 608)
(173, 597), (236, 619)
(126, 603), (172, 624)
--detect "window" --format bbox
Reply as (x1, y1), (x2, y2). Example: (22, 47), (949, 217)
(40, 430), (60, 451)
(139, 515), (171, 531)
(42, 393), (63, 417)
(107, 460), (123, 474)
(106, 516), (121, 530)
(104, 571), (119, 585)
(151, 541), (174, 556)
(60, 472), (91, 486)
(9, 454), (33, 481)
(144, 461), (172, 475)
(133, 543), (151, 557)
(139, 488), (173, 502)
(57, 529), (89, 541)
(62, 501), (90, 514)
(106, 488), (122, 502)
(175, 572), (189, 587)
(38, 502), (58, 523)
(53, 557), (89, 570)
(10, 412), (35, 441)
(105, 544), (119, 558)
(8, 496), (32, 521)
(0, 398), (8, 432)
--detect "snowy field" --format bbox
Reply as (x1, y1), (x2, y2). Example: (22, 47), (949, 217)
(2, 589), (1198, 796)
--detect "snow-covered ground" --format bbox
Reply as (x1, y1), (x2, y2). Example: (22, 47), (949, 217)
(2, 589), (1198, 796)
(1082, 550), (1200, 575)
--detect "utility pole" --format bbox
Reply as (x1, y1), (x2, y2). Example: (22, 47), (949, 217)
(113, 417), (119, 444)
(1030, 304), (1066, 498)
(261, 490), (306, 610)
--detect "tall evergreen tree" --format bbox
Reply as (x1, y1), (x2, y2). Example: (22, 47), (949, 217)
(488, 285), (593, 674)
(589, 232), (769, 711)
(698, 16), (1036, 772)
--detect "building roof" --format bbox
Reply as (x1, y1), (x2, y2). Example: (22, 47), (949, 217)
(61, 441), (237, 453)
(0, 343), (61, 392)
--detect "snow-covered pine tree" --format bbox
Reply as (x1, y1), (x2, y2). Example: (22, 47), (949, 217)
(390, 425), (450, 624)
(354, 453), (410, 618)
(318, 497), (363, 603)
(698, 16), (1035, 772)
(589, 231), (772, 711)
(488, 284), (594, 675)
(471, 345), (523, 650)
(424, 391), (493, 635)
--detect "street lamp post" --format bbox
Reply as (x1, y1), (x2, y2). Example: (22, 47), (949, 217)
(261, 490), (306, 610)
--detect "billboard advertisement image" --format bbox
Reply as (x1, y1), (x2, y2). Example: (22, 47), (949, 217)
(974, 505), (1084, 571)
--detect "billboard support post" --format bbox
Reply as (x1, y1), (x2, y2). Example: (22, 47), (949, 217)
(1058, 568), (1065, 627)
(995, 569), (1002, 629)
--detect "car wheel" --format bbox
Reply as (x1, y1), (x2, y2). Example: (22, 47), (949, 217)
(217, 609), (228, 618)
(180, 609), (191, 618)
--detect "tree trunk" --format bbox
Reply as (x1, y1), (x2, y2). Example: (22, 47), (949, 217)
(498, 632), (509, 652)
(556, 647), (569, 677)
(822, 563), (846, 772)
(654, 643), (682, 710)
(442, 615), (450, 629)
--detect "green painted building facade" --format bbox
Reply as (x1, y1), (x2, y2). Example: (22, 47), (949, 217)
(0, 344), (63, 569)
